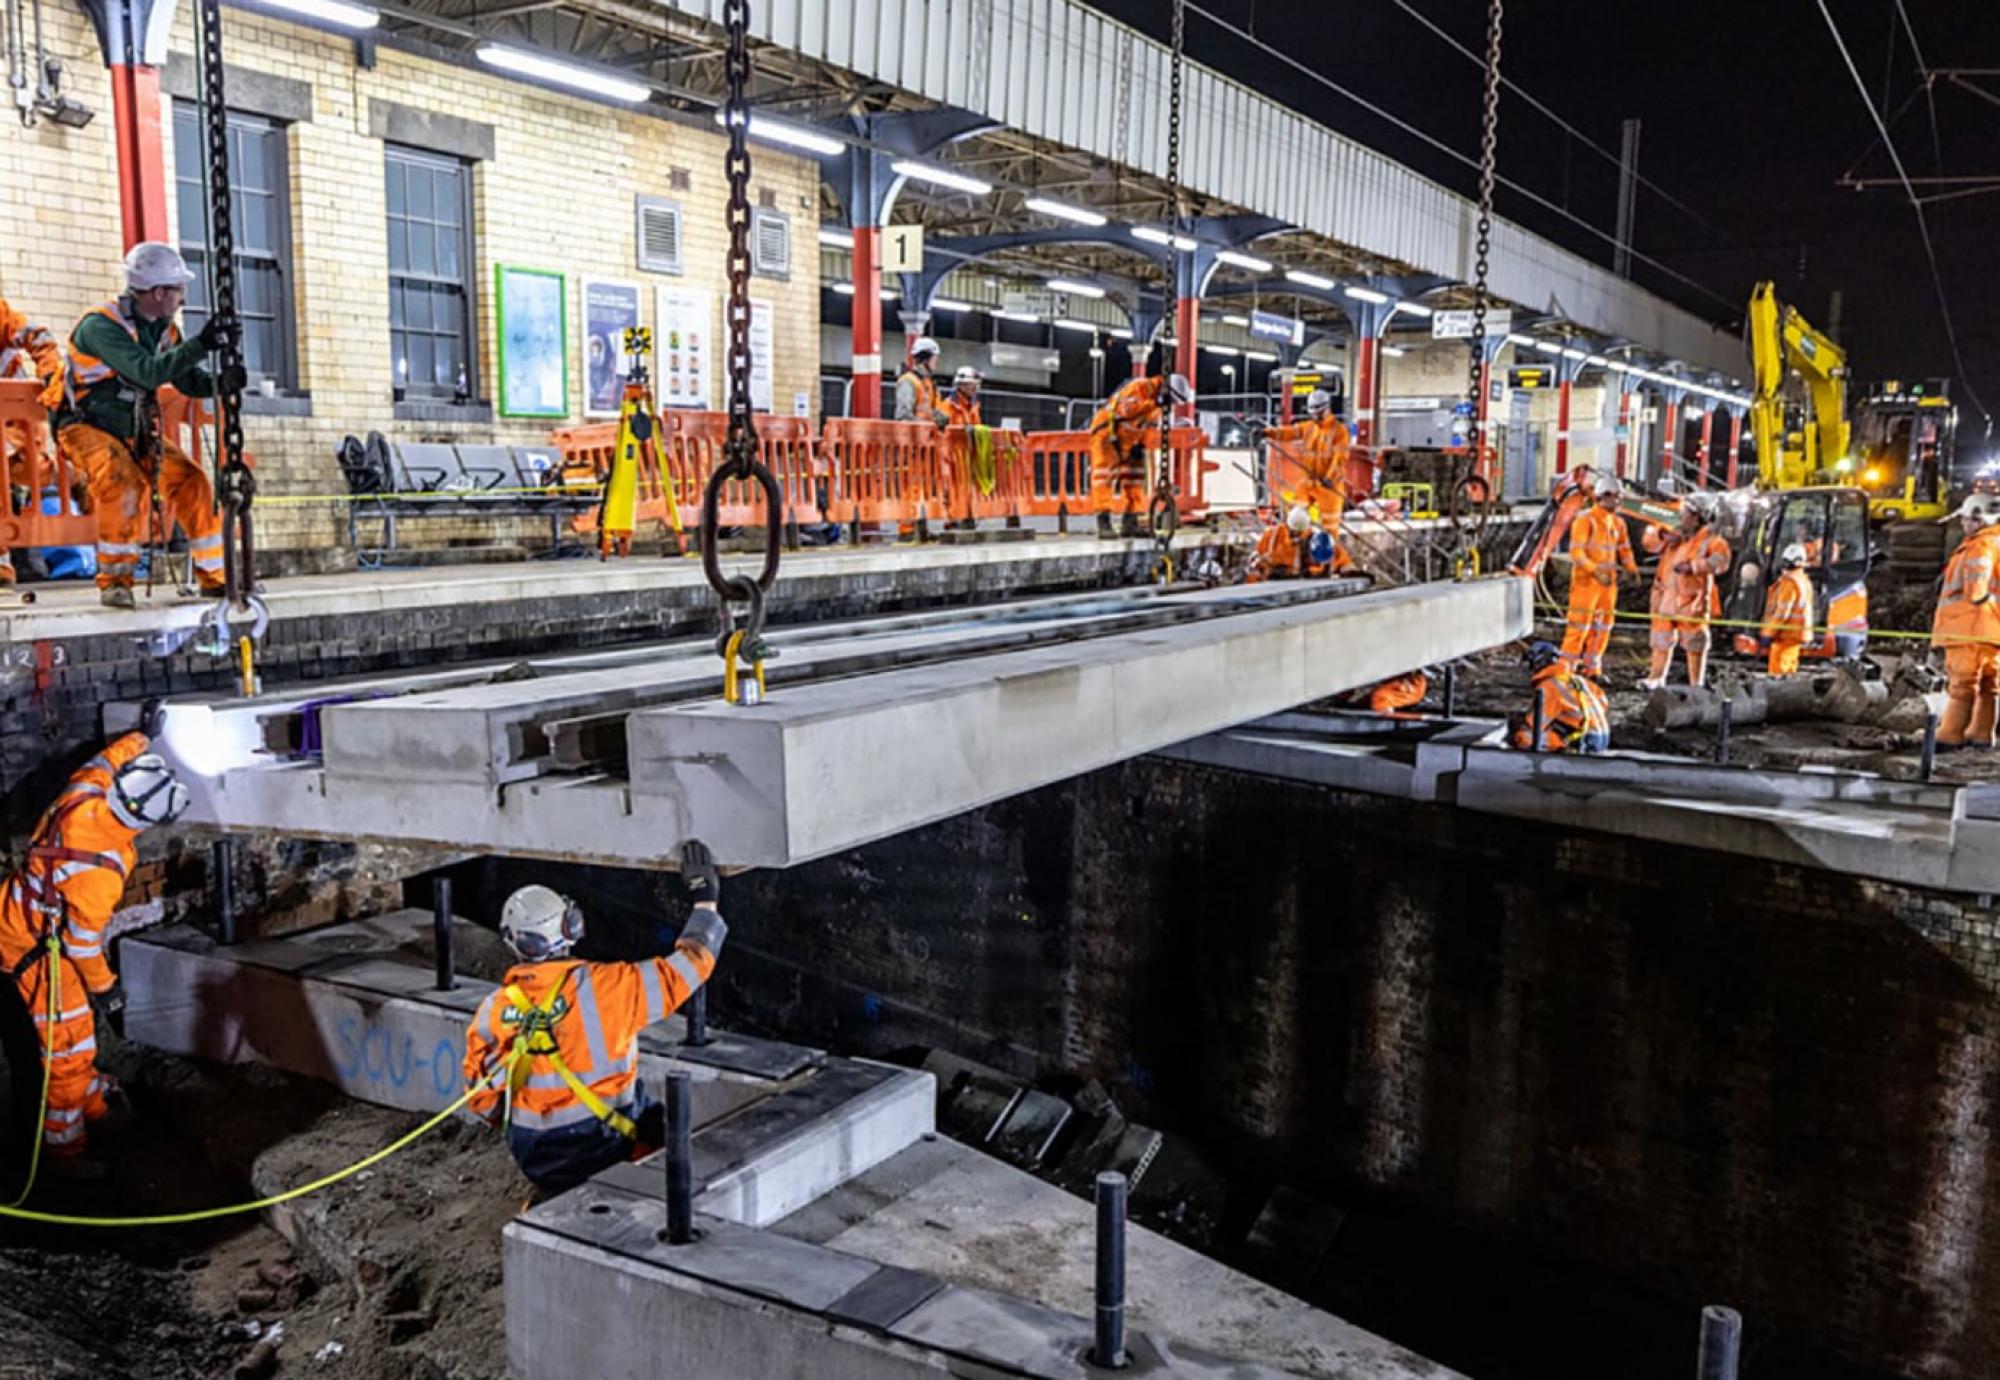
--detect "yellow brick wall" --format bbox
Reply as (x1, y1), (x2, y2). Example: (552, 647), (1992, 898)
(1, 3), (820, 557)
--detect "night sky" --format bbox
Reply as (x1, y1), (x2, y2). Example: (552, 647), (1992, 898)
(1090, 0), (2000, 442)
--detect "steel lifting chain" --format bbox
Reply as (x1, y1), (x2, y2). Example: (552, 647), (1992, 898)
(1452, 0), (1504, 565)
(702, 0), (781, 704)
(197, 0), (254, 604)
(1149, 0), (1187, 572)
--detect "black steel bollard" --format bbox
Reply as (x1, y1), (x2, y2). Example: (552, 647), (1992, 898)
(663, 1071), (694, 1245)
(1530, 694), (1546, 755)
(1921, 711), (1939, 782)
(1716, 696), (1733, 765)
(1058, 501), (1070, 536)
(1697, 1305), (1742, 1380)
(432, 877), (457, 992)
(1090, 1171), (1128, 1368)
(683, 984), (712, 1048)
(213, 837), (237, 947)
(1443, 663), (1458, 718)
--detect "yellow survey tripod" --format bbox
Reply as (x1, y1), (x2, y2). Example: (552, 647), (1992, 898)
(598, 326), (685, 559)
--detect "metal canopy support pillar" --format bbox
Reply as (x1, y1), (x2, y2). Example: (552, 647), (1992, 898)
(1172, 248), (1203, 420)
(81, 0), (174, 248)
(1129, 292), (1166, 381)
(1474, 331), (1506, 492)
(1725, 406), (1745, 487)
(1613, 383), (1636, 477)
(836, 108), (998, 420)
(1659, 384), (1687, 486)
(1695, 403), (1715, 488)
(1346, 298), (1393, 501)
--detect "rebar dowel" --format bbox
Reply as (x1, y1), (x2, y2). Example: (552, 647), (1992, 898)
(1921, 711), (1939, 782)
(1717, 696), (1733, 765)
(1091, 1171), (1128, 1368)
(213, 837), (237, 947)
(1697, 1305), (1742, 1380)
(664, 1072), (694, 1245)
(432, 877), (456, 992)
(684, 983), (712, 1048)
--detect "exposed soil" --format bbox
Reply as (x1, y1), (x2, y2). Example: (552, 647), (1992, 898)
(0, 1026), (523, 1380)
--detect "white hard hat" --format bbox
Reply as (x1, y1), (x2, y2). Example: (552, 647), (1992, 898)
(125, 241), (195, 292)
(108, 754), (189, 830)
(1593, 475), (1622, 498)
(1286, 504), (1312, 534)
(952, 366), (980, 387)
(1684, 491), (1716, 518)
(1942, 494), (2000, 526)
(1305, 389), (1332, 417)
(1166, 372), (1193, 405)
(500, 884), (583, 961)
(909, 336), (939, 360)
(1780, 542), (1808, 566)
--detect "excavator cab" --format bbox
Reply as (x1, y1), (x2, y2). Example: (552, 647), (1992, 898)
(1723, 487), (1870, 659)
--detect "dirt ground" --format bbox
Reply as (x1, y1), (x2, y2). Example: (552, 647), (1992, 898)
(0, 1030), (524, 1380)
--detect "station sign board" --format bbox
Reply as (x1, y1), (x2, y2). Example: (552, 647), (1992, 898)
(1508, 365), (1555, 391)
(1433, 309), (1514, 340)
(883, 224), (924, 273)
(1002, 290), (1058, 318)
(1249, 310), (1304, 346)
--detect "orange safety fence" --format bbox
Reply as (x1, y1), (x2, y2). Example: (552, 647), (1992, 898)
(553, 411), (824, 538)
(0, 380), (91, 551)
(937, 425), (1032, 524)
(820, 417), (949, 527)
(1017, 425), (1212, 521)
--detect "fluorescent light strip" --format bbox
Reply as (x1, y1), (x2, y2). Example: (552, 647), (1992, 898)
(830, 282), (855, 295)
(478, 46), (650, 102)
(1053, 319), (1099, 334)
(1561, 348), (1588, 361)
(1585, 354), (1609, 367)
(1107, 328), (1135, 340)
(715, 111), (845, 156)
(1204, 344), (1241, 357)
(1531, 340), (1564, 356)
(1393, 301), (1432, 318)
(1244, 350), (1279, 363)
(1220, 314), (1250, 328)
(1023, 197), (1106, 227)
(930, 298), (972, 312)
(1506, 333), (1538, 347)
(1343, 285), (1390, 304)
(1285, 269), (1336, 290)
(1047, 278), (1105, 299)
(817, 228), (854, 249)
(1381, 346), (1407, 358)
(988, 308), (1039, 322)
(1215, 250), (1273, 272)
(261, 0), (379, 29)
(1131, 226), (1198, 251)
(891, 159), (992, 196)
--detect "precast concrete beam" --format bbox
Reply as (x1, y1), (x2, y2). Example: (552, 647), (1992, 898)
(162, 579), (1531, 868)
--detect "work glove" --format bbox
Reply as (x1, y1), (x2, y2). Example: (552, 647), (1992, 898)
(96, 984), (126, 1036)
(195, 313), (240, 353)
(680, 839), (720, 908)
(138, 697), (166, 740)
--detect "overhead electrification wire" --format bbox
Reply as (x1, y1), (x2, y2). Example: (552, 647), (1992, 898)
(1814, 0), (1992, 426)
(1180, 1), (1737, 312)
(1376, 0), (1727, 238)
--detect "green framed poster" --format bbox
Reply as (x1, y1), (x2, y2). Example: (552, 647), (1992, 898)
(495, 263), (569, 418)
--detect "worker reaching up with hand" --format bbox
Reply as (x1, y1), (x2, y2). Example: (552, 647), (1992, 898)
(1759, 543), (1817, 678)
(1931, 494), (2000, 752)
(1260, 389), (1351, 540)
(57, 243), (239, 610)
(463, 841), (728, 1192)
(1559, 474), (1638, 679)
(1, 709), (188, 1181)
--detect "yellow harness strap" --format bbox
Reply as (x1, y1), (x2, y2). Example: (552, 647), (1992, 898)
(501, 980), (639, 1140)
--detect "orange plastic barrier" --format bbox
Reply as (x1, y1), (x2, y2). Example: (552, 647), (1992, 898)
(937, 425), (1032, 525)
(0, 380), (91, 551)
(1018, 425), (1212, 520)
(553, 411), (824, 538)
(820, 417), (948, 527)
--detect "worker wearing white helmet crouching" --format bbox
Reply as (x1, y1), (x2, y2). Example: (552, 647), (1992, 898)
(462, 842), (727, 1191)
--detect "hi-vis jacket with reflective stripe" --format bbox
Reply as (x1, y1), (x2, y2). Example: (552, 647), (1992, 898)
(1089, 376), (1168, 455)
(0, 732), (149, 992)
(462, 931), (720, 1135)
(1934, 526), (2000, 649)
(63, 297), (214, 442)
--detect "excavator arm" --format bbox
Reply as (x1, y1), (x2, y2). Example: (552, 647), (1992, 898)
(1747, 281), (1849, 491)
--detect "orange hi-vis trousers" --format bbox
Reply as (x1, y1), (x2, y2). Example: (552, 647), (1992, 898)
(1560, 574), (1619, 678)
(58, 423), (224, 592)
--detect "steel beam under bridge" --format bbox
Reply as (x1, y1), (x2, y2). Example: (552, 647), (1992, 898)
(136, 579), (1531, 869)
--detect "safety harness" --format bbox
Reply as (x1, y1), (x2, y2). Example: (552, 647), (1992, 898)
(498, 973), (638, 1140)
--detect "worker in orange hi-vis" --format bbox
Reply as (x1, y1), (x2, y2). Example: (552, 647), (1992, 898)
(1261, 388), (1351, 536)
(1653, 492), (1731, 689)
(1759, 543), (1817, 678)
(1559, 474), (1638, 679)
(1088, 372), (1190, 539)
(0, 295), (66, 600)
(1932, 494), (2000, 752)
(941, 367), (982, 428)
(1510, 640), (1610, 754)
(1368, 670), (1429, 715)
(1636, 487), (1688, 689)
(57, 242), (238, 610)
(1246, 504), (1350, 583)
(0, 714), (187, 1180)
(463, 841), (727, 1192)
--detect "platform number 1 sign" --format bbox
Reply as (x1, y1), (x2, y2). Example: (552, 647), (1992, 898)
(883, 224), (924, 273)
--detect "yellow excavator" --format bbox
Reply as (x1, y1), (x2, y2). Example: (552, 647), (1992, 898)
(1747, 281), (1949, 574)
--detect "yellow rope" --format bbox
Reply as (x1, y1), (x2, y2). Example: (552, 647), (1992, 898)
(4, 938), (60, 1210)
(0, 1070), (498, 1229)
(1532, 597), (1962, 645)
